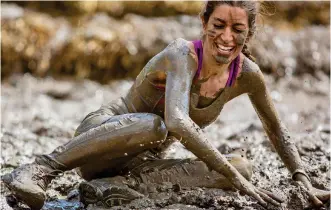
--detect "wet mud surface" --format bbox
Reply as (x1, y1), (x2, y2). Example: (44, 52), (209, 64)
(1, 73), (330, 210)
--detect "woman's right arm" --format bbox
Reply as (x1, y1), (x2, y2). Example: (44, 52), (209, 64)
(162, 38), (281, 207)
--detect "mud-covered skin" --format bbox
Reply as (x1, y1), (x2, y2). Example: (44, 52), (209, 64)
(238, 57), (306, 177)
(79, 153), (255, 208)
(122, 38), (306, 206)
(130, 153), (252, 189)
(50, 38), (301, 202)
(48, 112), (168, 171)
(2, 38), (306, 209)
(206, 24), (248, 64)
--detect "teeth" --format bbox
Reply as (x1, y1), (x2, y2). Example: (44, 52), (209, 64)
(216, 43), (233, 51)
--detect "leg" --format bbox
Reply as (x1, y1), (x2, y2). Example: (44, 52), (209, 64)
(2, 113), (167, 210)
(135, 155), (252, 189)
(42, 113), (168, 170)
(76, 135), (177, 181)
(79, 151), (253, 207)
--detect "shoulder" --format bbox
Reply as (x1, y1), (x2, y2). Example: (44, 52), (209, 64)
(165, 38), (190, 52)
(143, 39), (194, 67)
(239, 53), (266, 92)
(160, 38), (198, 75)
(241, 53), (260, 73)
(164, 38), (198, 62)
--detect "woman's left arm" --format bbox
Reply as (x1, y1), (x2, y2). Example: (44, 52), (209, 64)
(247, 65), (329, 207)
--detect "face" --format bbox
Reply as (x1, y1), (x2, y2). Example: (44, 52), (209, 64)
(202, 5), (249, 64)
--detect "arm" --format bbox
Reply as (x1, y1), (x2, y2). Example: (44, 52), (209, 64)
(247, 63), (327, 206)
(164, 38), (244, 180)
(247, 69), (305, 176)
(162, 39), (281, 207)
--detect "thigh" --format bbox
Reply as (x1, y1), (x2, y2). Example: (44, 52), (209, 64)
(74, 112), (114, 137)
(128, 155), (252, 189)
(131, 159), (226, 188)
(77, 154), (138, 181)
(76, 113), (168, 180)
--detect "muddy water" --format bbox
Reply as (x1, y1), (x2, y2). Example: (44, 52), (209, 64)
(0, 73), (329, 210)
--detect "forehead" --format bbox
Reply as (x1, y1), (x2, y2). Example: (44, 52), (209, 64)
(210, 4), (248, 25)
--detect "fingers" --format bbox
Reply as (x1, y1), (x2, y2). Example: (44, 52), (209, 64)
(249, 191), (268, 208)
(316, 192), (331, 202)
(308, 191), (324, 208)
(313, 188), (331, 202)
(256, 190), (281, 207)
(258, 188), (285, 203)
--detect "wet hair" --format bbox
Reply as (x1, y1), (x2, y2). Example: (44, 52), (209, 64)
(200, 1), (258, 62)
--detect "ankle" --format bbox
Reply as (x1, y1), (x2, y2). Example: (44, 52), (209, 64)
(35, 154), (67, 171)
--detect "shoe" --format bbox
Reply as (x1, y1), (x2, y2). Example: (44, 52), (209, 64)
(1, 163), (61, 210)
(79, 178), (144, 207)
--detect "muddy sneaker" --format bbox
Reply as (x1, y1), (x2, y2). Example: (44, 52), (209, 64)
(79, 179), (144, 207)
(1, 163), (61, 210)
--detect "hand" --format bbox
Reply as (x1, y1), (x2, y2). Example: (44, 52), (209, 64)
(311, 187), (330, 203)
(230, 174), (284, 208)
(295, 173), (330, 208)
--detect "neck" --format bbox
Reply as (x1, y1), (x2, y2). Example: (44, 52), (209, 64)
(201, 51), (231, 78)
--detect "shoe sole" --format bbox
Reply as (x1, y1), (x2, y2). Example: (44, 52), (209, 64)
(79, 181), (103, 205)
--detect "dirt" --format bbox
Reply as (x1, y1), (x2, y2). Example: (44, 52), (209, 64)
(0, 72), (330, 210)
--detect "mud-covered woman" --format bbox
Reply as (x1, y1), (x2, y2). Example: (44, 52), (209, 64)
(2, 1), (330, 209)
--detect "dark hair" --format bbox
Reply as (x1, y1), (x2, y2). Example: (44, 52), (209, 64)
(200, 1), (258, 62)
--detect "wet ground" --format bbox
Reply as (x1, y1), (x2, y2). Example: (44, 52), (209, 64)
(0, 72), (330, 210)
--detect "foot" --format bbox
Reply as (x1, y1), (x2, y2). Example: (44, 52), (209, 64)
(79, 178), (144, 207)
(1, 163), (60, 210)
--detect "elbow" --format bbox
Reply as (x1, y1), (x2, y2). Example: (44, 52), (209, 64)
(165, 112), (188, 134)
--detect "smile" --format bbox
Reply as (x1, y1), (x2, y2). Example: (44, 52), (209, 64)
(215, 43), (234, 55)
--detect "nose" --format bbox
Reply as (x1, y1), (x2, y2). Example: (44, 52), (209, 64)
(220, 27), (233, 44)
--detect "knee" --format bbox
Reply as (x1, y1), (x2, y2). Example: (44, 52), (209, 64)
(136, 114), (167, 141)
(149, 114), (168, 140)
(74, 114), (111, 137)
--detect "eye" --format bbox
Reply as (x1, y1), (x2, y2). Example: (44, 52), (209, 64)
(233, 28), (244, 33)
(213, 24), (224, 29)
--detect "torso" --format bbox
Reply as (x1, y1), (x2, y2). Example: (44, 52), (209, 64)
(194, 51), (245, 108)
(123, 40), (255, 128)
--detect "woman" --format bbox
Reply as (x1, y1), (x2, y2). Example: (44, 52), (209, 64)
(2, 1), (329, 209)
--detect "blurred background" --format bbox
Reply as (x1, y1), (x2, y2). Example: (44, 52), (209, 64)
(1, 1), (330, 82)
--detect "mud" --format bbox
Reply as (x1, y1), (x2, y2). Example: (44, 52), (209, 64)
(0, 72), (329, 210)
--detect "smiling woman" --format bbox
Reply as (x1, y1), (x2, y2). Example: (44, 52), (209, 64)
(203, 4), (249, 64)
(2, 1), (330, 210)
(202, 1), (257, 63)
